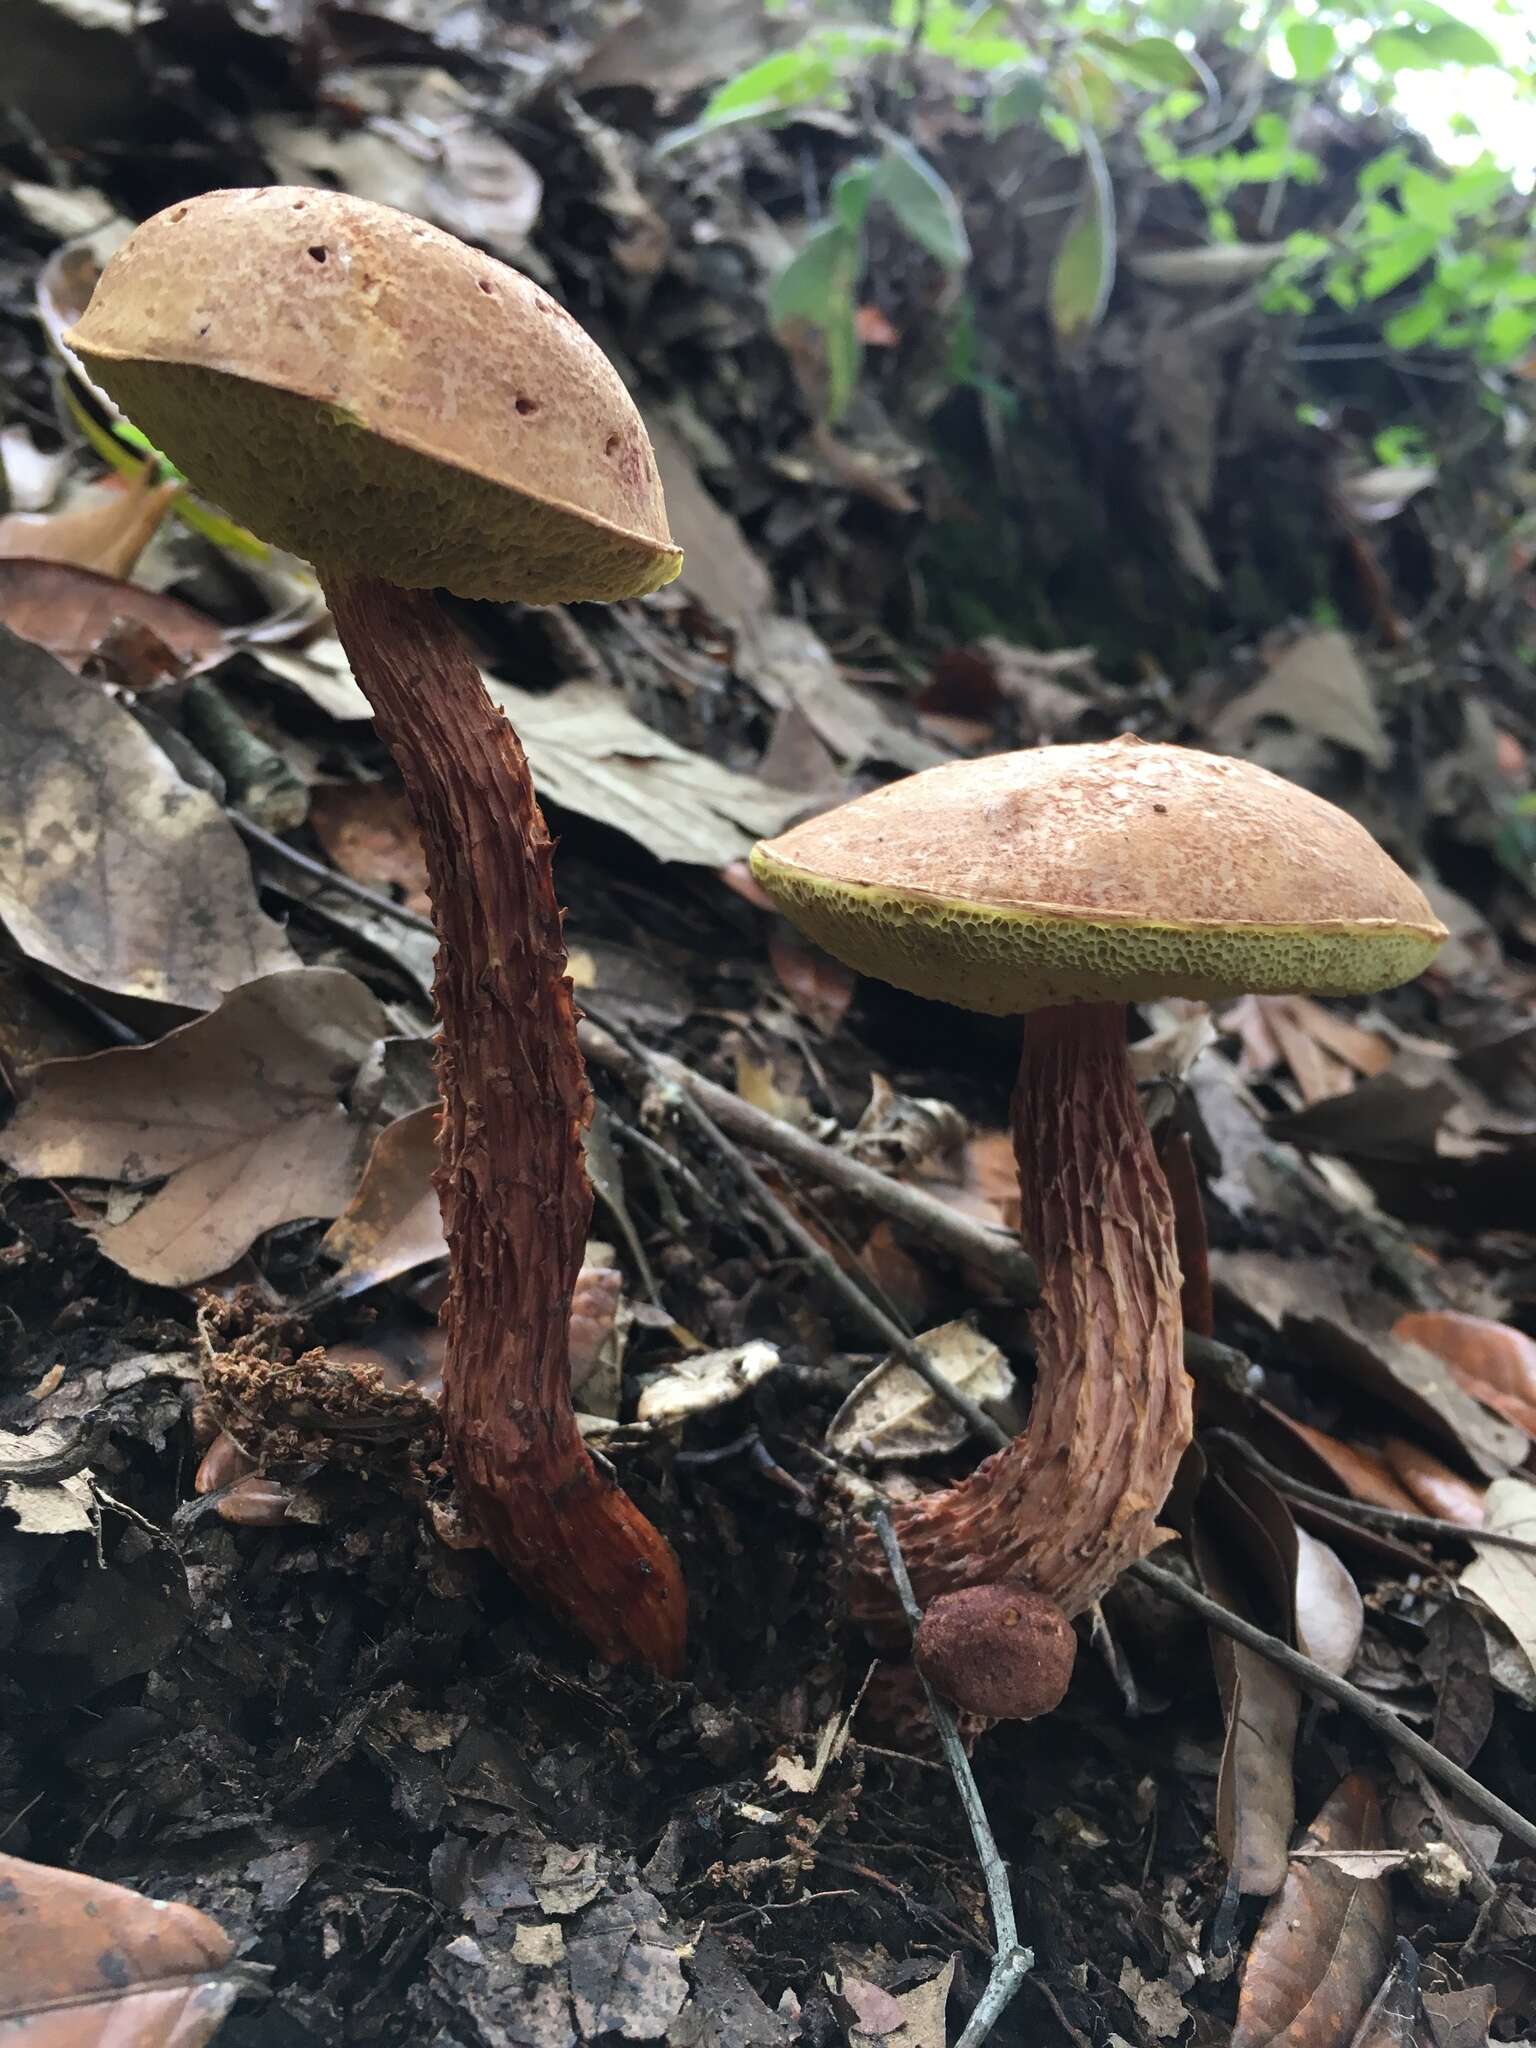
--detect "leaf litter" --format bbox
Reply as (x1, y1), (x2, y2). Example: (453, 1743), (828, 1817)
(3, 4), (1536, 2043)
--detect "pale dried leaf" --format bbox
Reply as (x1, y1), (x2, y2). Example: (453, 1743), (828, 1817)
(0, 1849), (243, 2048)
(1212, 632), (1391, 771)
(486, 675), (811, 866)
(765, 1707), (853, 1797)
(1118, 1962), (1191, 2042)
(736, 615), (945, 774)
(0, 1425), (94, 1534)
(254, 635), (372, 721)
(826, 1320), (1014, 1461)
(636, 1341), (781, 1424)
(1460, 1478), (1536, 1685)
(0, 627), (296, 1008)
(847, 1958), (955, 2048)
(2, 968), (387, 1286)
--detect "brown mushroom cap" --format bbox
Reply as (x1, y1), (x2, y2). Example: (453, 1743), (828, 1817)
(914, 1582), (1076, 1721)
(751, 737), (1446, 1016)
(65, 186), (682, 604)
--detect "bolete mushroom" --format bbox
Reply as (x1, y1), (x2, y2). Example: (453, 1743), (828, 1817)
(751, 737), (1445, 1644)
(67, 187), (687, 1673)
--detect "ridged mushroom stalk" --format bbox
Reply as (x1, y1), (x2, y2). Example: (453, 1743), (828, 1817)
(69, 185), (689, 1672)
(752, 737), (1447, 1649)
(849, 1000), (1185, 1638)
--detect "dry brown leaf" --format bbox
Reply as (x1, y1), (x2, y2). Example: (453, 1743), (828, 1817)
(486, 674), (811, 866)
(1264, 995), (1357, 1105)
(1460, 1478), (1536, 1686)
(1393, 1312), (1536, 1441)
(1267, 1410), (1425, 1516)
(0, 1848), (245, 2046)
(1212, 630), (1392, 771)
(826, 1320), (1014, 1462)
(767, 926), (855, 1036)
(319, 1104), (444, 1300)
(0, 968), (388, 1287)
(1381, 1437), (1485, 1527)
(1193, 1513), (1301, 1895)
(309, 783), (432, 919)
(0, 626), (296, 1009)
(0, 462), (180, 578)
(1234, 1773), (1395, 2048)
(0, 558), (226, 678)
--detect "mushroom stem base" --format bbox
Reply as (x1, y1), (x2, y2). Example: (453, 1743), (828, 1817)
(847, 1001), (1191, 1638)
(323, 573), (685, 1675)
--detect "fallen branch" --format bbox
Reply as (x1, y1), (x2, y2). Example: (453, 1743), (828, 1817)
(579, 1021), (1253, 1391)
(1131, 1558), (1536, 1855)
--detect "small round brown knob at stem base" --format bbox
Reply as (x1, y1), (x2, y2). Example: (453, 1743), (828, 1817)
(914, 1582), (1076, 1721)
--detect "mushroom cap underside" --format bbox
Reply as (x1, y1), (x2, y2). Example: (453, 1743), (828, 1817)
(65, 185), (682, 604)
(751, 737), (1447, 1015)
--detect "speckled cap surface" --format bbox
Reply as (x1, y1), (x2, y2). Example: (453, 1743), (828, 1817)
(751, 737), (1446, 1014)
(65, 186), (682, 603)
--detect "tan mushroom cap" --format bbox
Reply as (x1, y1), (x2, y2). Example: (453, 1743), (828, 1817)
(750, 737), (1447, 1016)
(65, 186), (682, 604)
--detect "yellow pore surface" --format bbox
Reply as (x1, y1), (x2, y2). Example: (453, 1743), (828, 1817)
(751, 737), (1447, 1015)
(67, 186), (682, 603)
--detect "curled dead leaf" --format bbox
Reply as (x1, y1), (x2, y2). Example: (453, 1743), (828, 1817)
(1233, 1773), (1394, 2048)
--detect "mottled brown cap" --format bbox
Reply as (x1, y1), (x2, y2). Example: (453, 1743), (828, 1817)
(914, 1582), (1076, 1720)
(65, 186), (682, 603)
(751, 737), (1445, 1015)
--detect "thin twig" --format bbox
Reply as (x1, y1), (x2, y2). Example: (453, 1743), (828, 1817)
(578, 1021), (1036, 1298)
(1131, 1559), (1536, 1856)
(0, 1421), (110, 1483)
(585, 1008), (1013, 1451)
(1204, 1429), (1536, 1557)
(579, 1020), (1249, 1387)
(235, 812), (439, 934)
(872, 1506), (1033, 2048)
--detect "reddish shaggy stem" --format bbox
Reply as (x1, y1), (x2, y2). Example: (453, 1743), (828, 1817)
(324, 574), (685, 1674)
(848, 1002), (1192, 1640)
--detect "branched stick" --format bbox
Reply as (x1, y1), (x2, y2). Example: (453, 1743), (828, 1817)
(579, 1021), (1252, 1390)
(1132, 1559), (1536, 1855)
(871, 1506), (1032, 2048)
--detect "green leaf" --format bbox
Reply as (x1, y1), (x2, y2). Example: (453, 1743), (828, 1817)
(871, 134), (971, 269)
(1083, 31), (1202, 90)
(1384, 290), (1446, 349)
(1285, 19), (1336, 81)
(831, 161), (875, 233)
(1371, 19), (1500, 70)
(1482, 305), (1536, 363)
(700, 48), (838, 122)
(1359, 225), (1439, 299)
(769, 220), (861, 330)
(1049, 148), (1116, 341)
(986, 69), (1046, 137)
(823, 294), (862, 424)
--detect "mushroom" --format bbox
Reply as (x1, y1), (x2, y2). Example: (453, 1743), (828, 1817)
(914, 1583), (1077, 1722)
(67, 187), (687, 1673)
(751, 737), (1446, 1644)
